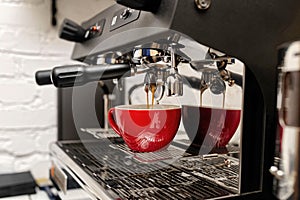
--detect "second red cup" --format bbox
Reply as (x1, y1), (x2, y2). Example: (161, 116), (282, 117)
(182, 105), (241, 148)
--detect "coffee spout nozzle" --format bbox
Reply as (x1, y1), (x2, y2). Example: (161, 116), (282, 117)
(166, 73), (183, 97)
(143, 72), (158, 100)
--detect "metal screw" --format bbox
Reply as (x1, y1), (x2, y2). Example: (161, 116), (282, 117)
(195, 0), (211, 10)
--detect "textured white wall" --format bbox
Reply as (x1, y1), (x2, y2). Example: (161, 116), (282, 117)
(0, 0), (114, 174)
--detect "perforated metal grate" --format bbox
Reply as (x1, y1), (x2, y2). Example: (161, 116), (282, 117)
(59, 139), (239, 199)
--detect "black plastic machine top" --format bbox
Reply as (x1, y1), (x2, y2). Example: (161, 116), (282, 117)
(116, 0), (162, 12)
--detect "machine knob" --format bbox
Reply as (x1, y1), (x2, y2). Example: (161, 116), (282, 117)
(116, 0), (162, 13)
(59, 19), (86, 43)
(120, 8), (132, 19)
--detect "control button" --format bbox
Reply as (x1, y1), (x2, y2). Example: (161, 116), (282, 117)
(90, 25), (101, 32)
(85, 19), (105, 39)
(111, 16), (117, 26)
(86, 25), (101, 38)
(120, 8), (132, 20)
(110, 9), (140, 31)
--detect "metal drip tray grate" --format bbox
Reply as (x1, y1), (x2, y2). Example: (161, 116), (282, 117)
(106, 173), (233, 200)
(56, 139), (239, 199)
(173, 156), (239, 192)
(81, 128), (191, 163)
(111, 143), (191, 163)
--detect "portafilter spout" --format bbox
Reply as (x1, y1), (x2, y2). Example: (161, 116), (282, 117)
(35, 64), (131, 88)
(190, 47), (243, 89)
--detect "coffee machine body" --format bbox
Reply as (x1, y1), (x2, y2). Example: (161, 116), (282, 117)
(36, 0), (300, 199)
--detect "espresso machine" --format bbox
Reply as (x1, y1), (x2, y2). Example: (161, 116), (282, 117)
(35, 0), (300, 199)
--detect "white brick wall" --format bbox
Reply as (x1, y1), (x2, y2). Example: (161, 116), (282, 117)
(0, 0), (114, 175)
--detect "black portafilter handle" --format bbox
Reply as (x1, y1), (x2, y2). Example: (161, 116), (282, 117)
(35, 70), (52, 86)
(35, 64), (131, 88)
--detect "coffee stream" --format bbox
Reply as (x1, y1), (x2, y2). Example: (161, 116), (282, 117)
(151, 84), (156, 108)
(145, 87), (149, 109)
(222, 93), (225, 108)
(145, 83), (157, 109)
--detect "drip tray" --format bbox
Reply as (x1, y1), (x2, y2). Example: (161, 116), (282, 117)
(53, 138), (240, 199)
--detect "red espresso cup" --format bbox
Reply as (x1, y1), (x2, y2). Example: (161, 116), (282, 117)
(182, 105), (241, 148)
(108, 104), (181, 152)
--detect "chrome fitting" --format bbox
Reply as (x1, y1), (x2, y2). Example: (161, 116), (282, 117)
(195, 0), (211, 10)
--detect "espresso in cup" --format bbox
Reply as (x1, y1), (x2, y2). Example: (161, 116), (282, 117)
(182, 105), (241, 148)
(108, 104), (181, 152)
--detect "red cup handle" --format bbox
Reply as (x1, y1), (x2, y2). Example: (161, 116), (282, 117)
(108, 108), (122, 137)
